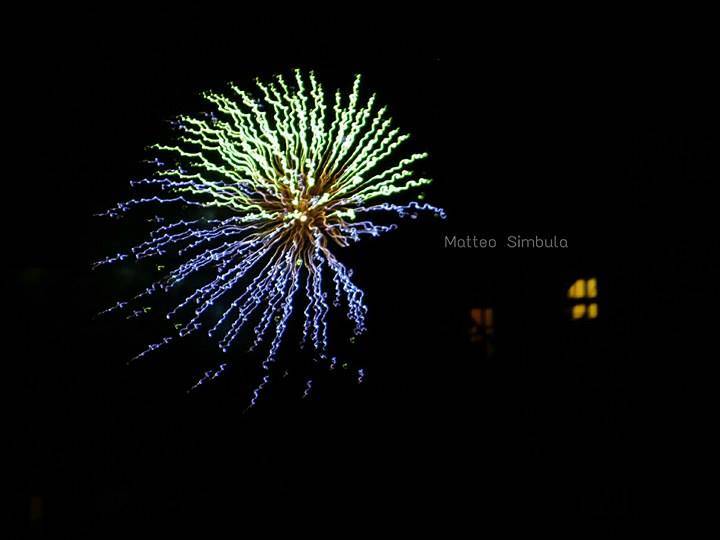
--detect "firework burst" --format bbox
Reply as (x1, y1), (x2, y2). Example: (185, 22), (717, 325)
(95, 70), (445, 405)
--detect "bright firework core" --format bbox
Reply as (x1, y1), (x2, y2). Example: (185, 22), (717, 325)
(96, 70), (446, 406)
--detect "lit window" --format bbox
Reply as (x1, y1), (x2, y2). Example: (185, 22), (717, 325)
(470, 307), (493, 328)
(587, 278), (597, 298)
(568, 278), (599, 320)
(568, 280), (585, 299)
(470, 307), (494, 345)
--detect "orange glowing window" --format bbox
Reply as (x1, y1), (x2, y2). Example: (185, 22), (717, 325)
(470, 307), (494, 343)
(470, 307), (493, 327)
(568, 278), (599, 320)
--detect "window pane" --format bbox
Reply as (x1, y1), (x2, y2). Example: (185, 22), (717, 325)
(587, 278), (598, 298)
(484, 308), (494, 328)
(568, 279), (586, 299)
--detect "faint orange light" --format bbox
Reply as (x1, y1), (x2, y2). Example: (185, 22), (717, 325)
(470, 307), (495, 345)
(30, 496), (43, 522)
(587, 303), (598, 319)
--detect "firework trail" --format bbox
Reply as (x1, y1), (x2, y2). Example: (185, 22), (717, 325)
(95, 70), (445, 405)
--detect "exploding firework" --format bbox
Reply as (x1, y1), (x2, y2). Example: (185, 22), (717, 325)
(95, 70), (445, 405)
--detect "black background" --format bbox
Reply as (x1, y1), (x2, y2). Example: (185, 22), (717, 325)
(16, 16), (717, 534)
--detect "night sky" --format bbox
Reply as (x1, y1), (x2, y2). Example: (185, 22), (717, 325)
(16, 17), (716, 534)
